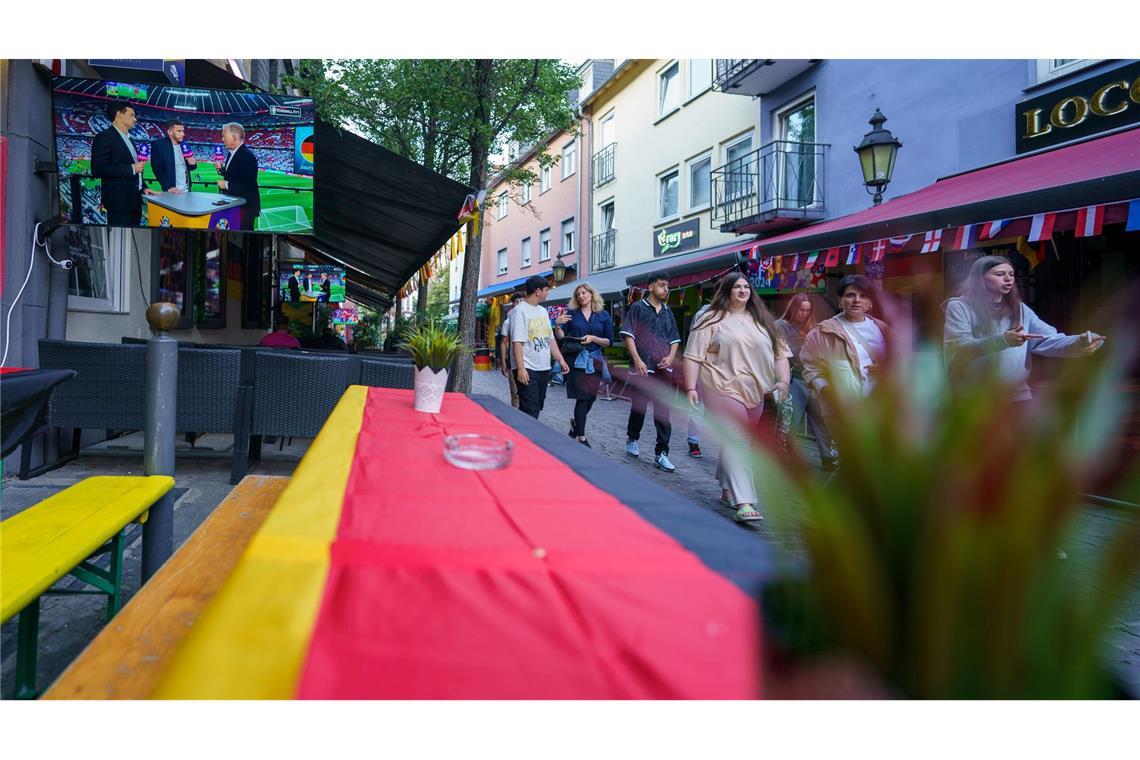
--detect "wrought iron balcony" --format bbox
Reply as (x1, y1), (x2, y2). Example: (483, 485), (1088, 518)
(713, 59), (819, 96)
(593, 143), (615, 187)
(591, 229), (616, 272)
(711, 140), (829, 234)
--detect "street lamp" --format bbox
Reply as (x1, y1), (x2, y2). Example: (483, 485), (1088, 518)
(551, 251), (568, 285)
(854, 108), (902, 206)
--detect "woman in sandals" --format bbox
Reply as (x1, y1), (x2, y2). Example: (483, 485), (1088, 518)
(682, 272), (791, 523)
(553, 282), (613, 447)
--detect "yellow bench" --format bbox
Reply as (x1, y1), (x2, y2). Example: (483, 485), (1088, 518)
(0, 475), (175, 699)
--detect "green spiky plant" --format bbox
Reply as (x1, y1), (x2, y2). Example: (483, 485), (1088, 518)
(683, 308), (1138, 698)
(399, 320), (466, 372)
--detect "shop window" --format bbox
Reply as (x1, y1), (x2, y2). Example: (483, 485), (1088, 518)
(153, 229), (227, 329)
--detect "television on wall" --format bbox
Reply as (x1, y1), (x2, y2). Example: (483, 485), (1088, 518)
(279, 264), (346, 303)
(52, 76), (315, 233)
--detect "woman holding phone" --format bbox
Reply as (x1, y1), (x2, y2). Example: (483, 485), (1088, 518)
(943, 255), (1105, 401)
(554, 282), (613, 447)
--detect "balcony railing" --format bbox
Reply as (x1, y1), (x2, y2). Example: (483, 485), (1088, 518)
(593, 143), (615, 187)
(591, 229), (616, 272)
(711, 140), (829, 232)
(713, 59), (761, 91)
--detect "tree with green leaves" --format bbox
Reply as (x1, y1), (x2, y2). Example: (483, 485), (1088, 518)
(290, 59), (580, 392)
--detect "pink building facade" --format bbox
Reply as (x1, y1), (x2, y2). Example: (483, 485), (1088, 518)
(477, 129), (584, 298)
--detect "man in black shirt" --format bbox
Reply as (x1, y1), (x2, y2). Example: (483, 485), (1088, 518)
(619, 271), (680, 472)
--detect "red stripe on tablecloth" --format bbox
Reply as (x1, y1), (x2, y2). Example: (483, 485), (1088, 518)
(295, 387), (761, 699)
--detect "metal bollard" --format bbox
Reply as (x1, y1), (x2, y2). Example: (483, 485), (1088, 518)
(142, 303), (179, 581)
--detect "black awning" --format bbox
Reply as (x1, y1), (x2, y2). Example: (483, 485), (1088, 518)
(308, 121), (474, 307)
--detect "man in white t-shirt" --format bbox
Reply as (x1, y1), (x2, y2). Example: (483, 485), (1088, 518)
(498, 290), (524, 408)
(511, 276), (570, 419)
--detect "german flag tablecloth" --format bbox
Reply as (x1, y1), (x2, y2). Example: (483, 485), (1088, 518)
(153, 386), (761, 699)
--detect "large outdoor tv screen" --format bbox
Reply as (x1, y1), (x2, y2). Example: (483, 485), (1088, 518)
(52, 76), (315, 233)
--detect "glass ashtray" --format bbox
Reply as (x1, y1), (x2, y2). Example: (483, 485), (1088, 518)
(443, 434), (514, 470)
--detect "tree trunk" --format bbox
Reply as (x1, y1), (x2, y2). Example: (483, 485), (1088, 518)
(416, 278), (429, 318)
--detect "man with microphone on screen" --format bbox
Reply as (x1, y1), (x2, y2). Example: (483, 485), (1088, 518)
(214, 122), (261, 230)
(151, 118), (198, 193)
(90, 102), (156, 226)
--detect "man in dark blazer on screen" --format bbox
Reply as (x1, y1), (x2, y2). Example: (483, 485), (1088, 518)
(150, 118), (198, 193)
(214, 122), (261, 230)
(90, 102), (153, 226)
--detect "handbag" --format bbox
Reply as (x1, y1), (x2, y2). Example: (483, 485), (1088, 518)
(559, 337), (585, 357)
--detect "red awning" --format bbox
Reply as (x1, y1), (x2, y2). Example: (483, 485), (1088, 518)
(754, 126), (1140, 257)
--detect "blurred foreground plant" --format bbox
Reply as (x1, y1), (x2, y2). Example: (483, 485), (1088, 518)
(691, 310), (1138, 698)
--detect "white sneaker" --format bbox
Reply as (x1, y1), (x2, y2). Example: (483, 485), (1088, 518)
(655, 453), (676, 472)
(626, 439), (640, 457)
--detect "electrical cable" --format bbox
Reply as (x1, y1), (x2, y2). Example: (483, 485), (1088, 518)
(1, 223), (42, 367)
(130, 229), (150, 309)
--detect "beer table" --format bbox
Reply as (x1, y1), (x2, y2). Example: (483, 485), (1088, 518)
(144, 191), (244, 230)
(152, 386), (776, 699)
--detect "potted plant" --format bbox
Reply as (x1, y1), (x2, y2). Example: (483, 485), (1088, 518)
(689, 310), (1139, 698)
(399, 321), (466, 413)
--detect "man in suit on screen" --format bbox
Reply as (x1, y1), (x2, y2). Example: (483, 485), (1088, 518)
(90, 102), (154, 226)
(151, 118), (198, 193)
(214, 122), (261, 230)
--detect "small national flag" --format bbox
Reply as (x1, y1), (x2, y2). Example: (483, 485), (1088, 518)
(790, 254), (801, 270)
(869, 239), (887, 262)
(845, 244), (861, 265)
(824, 247), (841, 267)
(921, 229), (943, 254)
(980, 219), (1009, 239)
(806, 251), (820, 267)
(1016, 236), (1044, 270)
(772, 255), (783, 274)
(746, 245), (760, 260)
(1028, 212), (1057, 242)
(1074, 205), (1105, 238)
(1128, 200), (1140, 232)
(888, 234), (913, 250)
(950, 223), (977, 251)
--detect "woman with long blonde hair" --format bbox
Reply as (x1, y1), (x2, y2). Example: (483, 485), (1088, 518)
(776, 293), (836, 469)
(553, 281), (613, 446)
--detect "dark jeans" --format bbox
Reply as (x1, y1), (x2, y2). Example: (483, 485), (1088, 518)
(515, 368), (550, 419)
(626, 371), (673, 455)
(572, 398), (595, 437)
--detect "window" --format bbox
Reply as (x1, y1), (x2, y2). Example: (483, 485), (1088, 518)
(152, 229), (226, 329)
(658, 62), (680, 117)
(600, 202), (614, 232)
(687, 59), (712, 98)
(1036, 59), (1099, 83)
(520, 181), (531, 205)
(724, 134), (754, 200)
(778, 96), (818, 207)
(540, 164), (551, 193)
(66, 227), (126, 313)
(561, 140), (576, 179)
(521, 236), (532, 268)
(497, 248), (508, 275)
(561, 218), (576, 254)
(496, 190), (508, 219)
(688, 154), (712, 210)
(539, 229), (551, 262)
(658, 170), (679, 220)
(600, 112), (616, 148)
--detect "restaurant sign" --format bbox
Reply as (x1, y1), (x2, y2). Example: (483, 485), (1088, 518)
(653, 219), (700, 258)
(1016, 60), (1140, 154)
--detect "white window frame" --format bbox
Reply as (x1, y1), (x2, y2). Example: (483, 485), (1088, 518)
(496, 190), (508, 219)
(721, 131), (756, 202)
(520, 236), (532, 269)
(519, 181), (532, 206)
(497, 247), (508, 276)
(686, 59), (712, 101)
(1035, 59), (1101, 83)
(560, 218), (576, 255)
(600, 111), (616, 148)
(67, 227), (129, 314)
(687, 151), (713, 213)
(658, 61), (681, 119)
(539, 164), (551, 194)
(657, 168), (680, 223)
(561, 140), (577, 180)
(774, 92), (823, 209)
(539, 228), (551, 262)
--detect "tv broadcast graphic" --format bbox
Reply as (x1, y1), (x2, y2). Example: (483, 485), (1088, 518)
(280, 264), (346, 303)
(52, 76), (315, 233)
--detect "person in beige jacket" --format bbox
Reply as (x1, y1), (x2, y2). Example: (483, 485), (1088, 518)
(801, 275), (890, 416)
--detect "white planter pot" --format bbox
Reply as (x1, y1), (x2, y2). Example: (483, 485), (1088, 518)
(413, 366), (448, 413)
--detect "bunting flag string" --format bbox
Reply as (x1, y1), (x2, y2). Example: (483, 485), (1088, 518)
(920, 229), (942, 254)
(1028, 212), (1057, 242)
(845, 244), (861, 265)
(949, 223), (977, 251)
(1074, 205), (1104, 238)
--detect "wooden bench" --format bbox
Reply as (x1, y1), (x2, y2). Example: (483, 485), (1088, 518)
(42, 475), (288, 700)
(1, 475), (175, 699)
